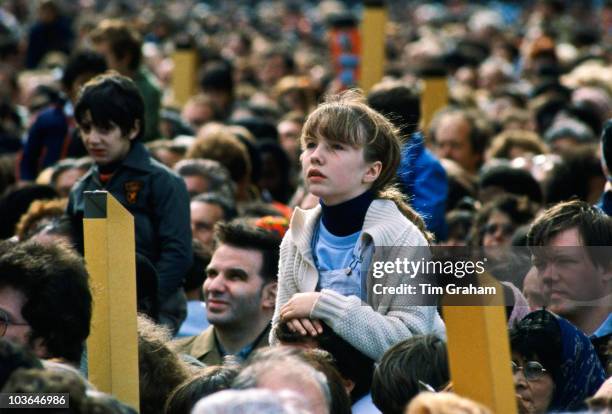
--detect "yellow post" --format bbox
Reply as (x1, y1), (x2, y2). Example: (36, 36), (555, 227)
(360, 1), (387, 93)
(84, 191), (139, 411)
(420, 77), (449, 132)
(442, 275), (517, 414)
(172, 49), (199, 107)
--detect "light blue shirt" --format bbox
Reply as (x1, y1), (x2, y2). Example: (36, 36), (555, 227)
(313, 219), (365, 300)
(352, 393), (382, 414)
(176, 300), (209, 338)
(315, 219), (360, 272)
(592, 313), (612, 338)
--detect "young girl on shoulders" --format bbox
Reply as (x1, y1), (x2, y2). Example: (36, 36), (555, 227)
(273, 91), (445, 360)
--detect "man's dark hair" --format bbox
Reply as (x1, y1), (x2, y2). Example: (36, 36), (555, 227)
(61, 49), (107, 91)
(601, 119), (612, 173)
(479, 164), (543, 205)
(371, 335), (449, 414)
(165, 364), (240, 414)
(214, 220), (281, 283)
(0, 240), (92, 364)
(0, 339), (43, 389)
(199, 61), (234, 93)
(527, 200), (612, 269)
(193, 192), (237, 222)
(75, 73), (145, 141)
(275, 321), (374, 403)
(367, 82), (421, 139)
(544, 146), (604, 205)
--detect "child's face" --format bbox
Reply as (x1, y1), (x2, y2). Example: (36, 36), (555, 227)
(301, 136), (379, 205)
(79, 111), (136, 166)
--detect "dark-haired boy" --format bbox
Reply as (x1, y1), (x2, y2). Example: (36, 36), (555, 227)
(66, 73), (192, 333)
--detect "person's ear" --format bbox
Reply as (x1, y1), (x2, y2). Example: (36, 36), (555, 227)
(600, 264), (612, 283)
(343, 378), (355, 394)
(128, 120), (141, 141)
(30, 337), (49, 359)
(261, 281), (277, 309)
(362, 160), (382, 184)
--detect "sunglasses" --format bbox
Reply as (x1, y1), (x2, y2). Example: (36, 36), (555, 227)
(511, 360), (547, 381)
(483, 222), (515, 237)
(0, 309), (29, 337)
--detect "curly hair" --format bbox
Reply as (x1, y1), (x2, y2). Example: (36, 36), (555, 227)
(137, 316), (190, 414)
(15, 198), (66, 241)
(0, 240), (91, 364)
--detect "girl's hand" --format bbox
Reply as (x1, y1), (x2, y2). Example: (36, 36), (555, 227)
(286, 318), (323, 336)
(280, 292), (322, 321)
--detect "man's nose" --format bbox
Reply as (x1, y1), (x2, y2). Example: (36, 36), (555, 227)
(539, 262), (556, 283)
(206, 275), (227, 293)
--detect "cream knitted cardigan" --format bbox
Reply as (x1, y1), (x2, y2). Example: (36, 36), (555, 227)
(271, 199), (446, 361)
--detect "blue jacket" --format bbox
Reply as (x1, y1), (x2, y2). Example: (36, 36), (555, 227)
(596, 191), (612, 216)
(19, 104), (70, 181)
(67, 142), (193, 301)
(397, 132), (448, 240)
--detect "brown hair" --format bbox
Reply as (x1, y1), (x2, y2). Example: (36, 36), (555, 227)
(90, 19), (142, 71)
(527, 199), (612, 269)
(187, 128), (251, 184)
(301, 90), (431, 240)
(15, 198), (66, 240)
(137, 316), (190, 414)
(487, 129), (547, 160)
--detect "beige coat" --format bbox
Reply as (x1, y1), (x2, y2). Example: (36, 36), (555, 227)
(272, 199), (446, 361)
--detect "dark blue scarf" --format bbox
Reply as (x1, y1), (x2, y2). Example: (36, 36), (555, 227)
(550, 314), (606, 411)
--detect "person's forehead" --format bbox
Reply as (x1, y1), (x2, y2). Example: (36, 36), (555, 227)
(191, 201), (224, 219)
(547, 227), (582, 247)
(0, 286), (27, 318)
(438, 114), (470, 136)
(210, 244), (263, 272)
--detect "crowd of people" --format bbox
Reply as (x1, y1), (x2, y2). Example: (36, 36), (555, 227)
(0, 0), (611, 413)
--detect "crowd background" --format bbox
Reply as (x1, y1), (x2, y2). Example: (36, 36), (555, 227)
(0, 0), (611, 413)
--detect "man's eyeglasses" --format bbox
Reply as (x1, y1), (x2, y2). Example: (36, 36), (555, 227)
(0, 309), (29, 337)
(511, 360), (547, 381)
(483, 223), (515, 237)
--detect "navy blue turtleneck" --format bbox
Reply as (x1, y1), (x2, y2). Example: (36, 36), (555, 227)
(320, 190), (375, 237)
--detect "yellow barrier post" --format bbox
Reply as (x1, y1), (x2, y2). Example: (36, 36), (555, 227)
(442, 274), (517, 414)
(360, 0), (387, 93)
(172, 49), (199, 108)
(84, 191), (139, 411)
(420, 76), (449, 132)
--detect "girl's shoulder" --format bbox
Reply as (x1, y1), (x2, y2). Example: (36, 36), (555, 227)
(364, 199), (429, 247)
(282, 204), (322, 252)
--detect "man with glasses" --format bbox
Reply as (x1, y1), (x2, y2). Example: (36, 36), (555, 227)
(0, 240), (91, 367)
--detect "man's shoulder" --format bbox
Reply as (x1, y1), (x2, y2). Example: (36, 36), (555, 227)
(170, 326), (215, 355)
